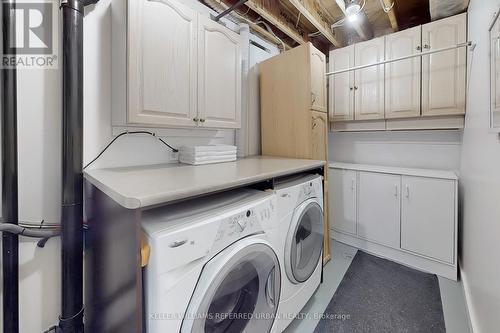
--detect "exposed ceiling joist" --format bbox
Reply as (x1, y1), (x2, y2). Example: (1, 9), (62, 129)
(382, 0), (398, 31)
(287, 0), (343, 47)
(203, 0), (293, 50)
(246, 0), (308, 45)
(335, 0), (373, 40)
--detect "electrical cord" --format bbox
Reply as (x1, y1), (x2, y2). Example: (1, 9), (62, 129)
(83, 131), (179, 170)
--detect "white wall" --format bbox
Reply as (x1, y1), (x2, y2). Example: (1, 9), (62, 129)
(0, 0), (245, 332)
(329, 130), (463, 171)
(459, 1), (500, 332)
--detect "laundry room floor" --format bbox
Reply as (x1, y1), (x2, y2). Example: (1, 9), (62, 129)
(284, 240), (471, 333)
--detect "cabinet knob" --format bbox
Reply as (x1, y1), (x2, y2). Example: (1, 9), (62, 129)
(424, 44), (430, 49)
(354, 86), (358, 90)
(350, 87), (354, 91)
(199, 119), (206, 123)
(416, 46), (422, 51)
(193, 117), (199, 122)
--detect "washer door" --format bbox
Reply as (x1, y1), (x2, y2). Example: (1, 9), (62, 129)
(285, 199), (324, 283)
(182, 240), (281, 333)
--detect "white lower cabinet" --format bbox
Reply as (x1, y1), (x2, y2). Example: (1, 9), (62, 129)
(330, 168), (357, 235)
(329, 164), (458, 280)
(401, 176), (455, 263)
(358, 172), (400, 248)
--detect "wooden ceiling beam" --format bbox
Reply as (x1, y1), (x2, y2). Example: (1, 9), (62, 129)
(287, 0), (343, 47)
(334, 0), (373, 40)
(246, 0), (307, 45)
(382, 0), (399, 31)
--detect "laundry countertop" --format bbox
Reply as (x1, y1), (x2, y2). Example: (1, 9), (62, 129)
(84, 156), (325, 209)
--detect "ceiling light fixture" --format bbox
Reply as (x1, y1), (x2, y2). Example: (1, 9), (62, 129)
(331, 0), (366, 29)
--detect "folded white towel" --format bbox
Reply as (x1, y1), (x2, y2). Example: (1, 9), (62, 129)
(180, 150), (237, 158)
(179, 144), (237, 153)
(179, 155), (236, 165)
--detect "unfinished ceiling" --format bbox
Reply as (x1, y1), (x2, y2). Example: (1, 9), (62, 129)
(201, 0), (470, 53)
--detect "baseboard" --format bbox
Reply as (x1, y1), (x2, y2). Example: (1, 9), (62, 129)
(459, 264), (478, 333)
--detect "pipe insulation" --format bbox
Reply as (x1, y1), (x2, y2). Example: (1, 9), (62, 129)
(0, 224), (59, 238)
(1, 0), (20, 332)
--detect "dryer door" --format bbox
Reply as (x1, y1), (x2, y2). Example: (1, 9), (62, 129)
(285, 199), (324, 283)
(182, 239), (281, 333)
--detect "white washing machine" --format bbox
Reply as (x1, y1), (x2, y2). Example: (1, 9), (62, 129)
(142, 189), (281, 333)
(270, 174), (324, 333)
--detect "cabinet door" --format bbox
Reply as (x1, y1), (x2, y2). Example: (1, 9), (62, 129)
(354, 37), (385, 120)
(198, 15), (241, 129)
(310, 111), (328, 161)
(358, 172), (400, 248)
(385, 26), (422, 119)
(491, 17), (500, 128)
(401, 176), (455, 263)
(310, 45), (327, 112)
(329, 46), (355, 121)
(330, 169), (357, 235)
(128, 0), (198, 127)
(422, 13), (466, 116)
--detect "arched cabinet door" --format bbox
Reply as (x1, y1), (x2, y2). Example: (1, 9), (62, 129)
(128, 0), (198, 127)
(197, 15), (242, 129)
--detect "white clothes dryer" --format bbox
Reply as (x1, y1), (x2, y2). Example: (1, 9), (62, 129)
(270, 174), (324, 332)
(142, 189), (281, 333)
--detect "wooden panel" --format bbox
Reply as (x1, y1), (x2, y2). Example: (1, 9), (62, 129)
(329, 169), (357, 235)
(128, 0), (198, 127)
(385, 26), (422, 119)
(331, 119), (386, 132)
(197, 15), (242, 129)
(354, 37), (385, 120)
(311, 111), (328, 160)
(260, 45), (311, 158)
(358, 172), (401, 248)
(401, 176), (455, 264)
(385, 115), (464, 130)
(422, 13), (467, 116)
(309, 46), (327, 112)
(329, 45), (355, 121)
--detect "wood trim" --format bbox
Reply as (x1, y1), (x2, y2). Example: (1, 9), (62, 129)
(246, 0), (307, 45)
(288, 0), (343, 47)
(382, 0), (399, 31)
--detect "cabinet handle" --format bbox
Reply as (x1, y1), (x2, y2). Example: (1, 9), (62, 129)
(394, 184), (398, 198)
(193, 117), (199, 122)
(349, 87), (354, 91)
(405, 185), (410, 198)
(424, 44), (430, 49)
(416, 45), (422, 51)
(199, 119), (206, 123)
(354, 86), (358, 90)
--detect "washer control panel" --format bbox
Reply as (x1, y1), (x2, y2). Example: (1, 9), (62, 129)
(212, 196), (275, 252)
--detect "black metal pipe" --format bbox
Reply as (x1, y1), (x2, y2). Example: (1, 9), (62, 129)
(59, 1), (84, 332)
(212, 0), (249, 21)
(59, 1), (98, 331)
(1, 0), (19, 332)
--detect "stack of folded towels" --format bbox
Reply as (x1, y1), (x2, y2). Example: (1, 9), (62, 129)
(179, 144), (237, 165)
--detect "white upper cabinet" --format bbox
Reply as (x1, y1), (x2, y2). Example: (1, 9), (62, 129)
(354, 37), (385, 120)
(422, 13), (467, 116)
(128, 0), (198, 127)
(385, 26), (422, 119)
(126, 0), (242, 129)
(329, 45), (355, 121)
(197, 16), (242, 129)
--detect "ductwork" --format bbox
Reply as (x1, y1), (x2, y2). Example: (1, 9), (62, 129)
(429, 0), (469, 20)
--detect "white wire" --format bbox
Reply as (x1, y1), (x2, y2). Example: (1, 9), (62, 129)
(255, 20), (286, 52)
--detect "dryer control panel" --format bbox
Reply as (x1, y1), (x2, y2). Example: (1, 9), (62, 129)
(212, 195), (276, 253)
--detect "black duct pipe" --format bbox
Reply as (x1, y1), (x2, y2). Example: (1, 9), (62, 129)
(1, 0), (19, 332)
(59, 1), (97, 332)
